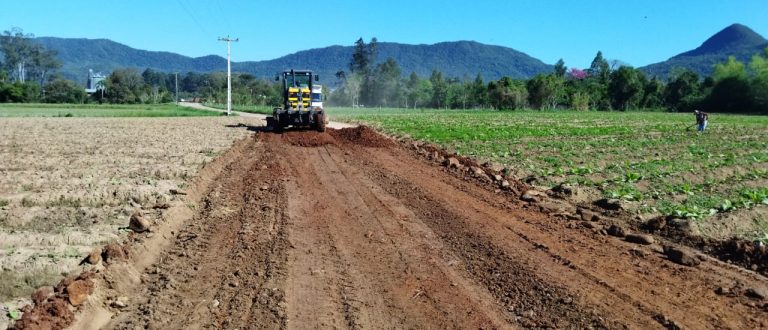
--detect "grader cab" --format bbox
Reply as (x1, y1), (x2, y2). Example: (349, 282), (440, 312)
(266, 70), (326, 132)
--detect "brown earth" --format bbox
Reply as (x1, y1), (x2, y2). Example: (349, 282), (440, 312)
(14, 127), (768, 329)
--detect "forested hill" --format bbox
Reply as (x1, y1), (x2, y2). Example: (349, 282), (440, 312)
(641, 24), (768, 78)
(235, 41), (553, 82)
(35, 37), (553, 83)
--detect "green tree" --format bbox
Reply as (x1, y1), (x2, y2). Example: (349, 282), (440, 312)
(43, 79), (87, 103)
(608, 66), (645, 110)
(570, 91), (590, 111)
(29, 45), (60, 89)
(0, 28), (35, 82)
(0, 81), (39, 102)
(470, 74), (487, 108)
(105, 68), (146, 104)
(641, 76), (664, 109)
(371, 57), (402, 106)
(663, 69), (701, 112)
(749, 48), (768, 113)
(349, 37), (378, 74)
(527, 74), (564, 109)
(429, 70), (448, 108)
(554, 59), (567, 78)
(489, 77), (527, 109)
(712, 56), (748, 81)
(706, 56), (752, 113)
(589, 51), (610, 83)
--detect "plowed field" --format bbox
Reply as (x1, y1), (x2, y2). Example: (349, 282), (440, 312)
(15, 127), (768, 329)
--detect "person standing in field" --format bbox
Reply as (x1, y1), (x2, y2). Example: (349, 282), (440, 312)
(694, 110), (709, 132)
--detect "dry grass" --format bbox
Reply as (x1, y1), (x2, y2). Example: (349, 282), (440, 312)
(0, 116), (259, 304)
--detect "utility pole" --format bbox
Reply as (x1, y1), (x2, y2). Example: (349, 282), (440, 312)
(174, 72), (179, 105)
(218, 36), (239, 116)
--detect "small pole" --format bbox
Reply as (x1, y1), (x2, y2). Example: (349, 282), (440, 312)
(218, 36), (239, 116)
(174, 72), (179, 105)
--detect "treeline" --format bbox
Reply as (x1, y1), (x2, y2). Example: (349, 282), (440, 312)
(329, 38), (768, 114)
(0, 28), (282, 105)
(94, 69), (281, 105)
(2, 28), (767, 114)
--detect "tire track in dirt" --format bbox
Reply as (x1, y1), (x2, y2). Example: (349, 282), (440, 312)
(279, 144), (509, 328)
(350, 141), (768, 329)
(106, 135), (291, 329)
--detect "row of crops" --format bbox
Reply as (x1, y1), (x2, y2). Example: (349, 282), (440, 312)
(328, 108), (768, 239)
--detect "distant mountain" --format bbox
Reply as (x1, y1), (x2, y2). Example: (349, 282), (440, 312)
(35, 37), (226, 82)
(35, 38), (553, 85)
(641, 24), (768, 79)
(238, 41), (553, 82)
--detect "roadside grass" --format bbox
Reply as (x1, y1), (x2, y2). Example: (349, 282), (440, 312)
(0, 269), (61, 302)
(0, 103), (221, 117)
(203, 103), (272, 115)
(326, 107), (768, 238)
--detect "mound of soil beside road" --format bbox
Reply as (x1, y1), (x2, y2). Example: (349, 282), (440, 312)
(11, 126), (768, 329)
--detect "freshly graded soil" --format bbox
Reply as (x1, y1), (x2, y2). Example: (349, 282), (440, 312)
(17, 126), (768, 329)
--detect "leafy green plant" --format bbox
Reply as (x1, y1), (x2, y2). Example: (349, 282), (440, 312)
(6, 305), (20, 320)
(622, 171), (643, 183)
(719, 199), (735, 212)
(606, 184), (644, 201)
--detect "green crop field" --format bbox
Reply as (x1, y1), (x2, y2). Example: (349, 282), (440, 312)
(0, 103), (223, 117)
(328, 107), (768, 240)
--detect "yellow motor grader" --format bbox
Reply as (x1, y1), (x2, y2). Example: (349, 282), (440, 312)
(266, 69), (325, 132)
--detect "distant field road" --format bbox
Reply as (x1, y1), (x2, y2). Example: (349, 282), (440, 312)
(179, 102), (356, 129)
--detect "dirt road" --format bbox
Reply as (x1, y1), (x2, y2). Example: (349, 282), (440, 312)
(54, 128), (768, 329)
(177, 102), (356, 129)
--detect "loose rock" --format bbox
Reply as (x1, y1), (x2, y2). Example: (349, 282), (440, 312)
(111, 297), (128, 309)
(153, 203), (171, 209)
(520, 194), (539, 203)
(625, 233), (655, 245)
(578, 209), (599, 222)
(443, 157), (461, 169)
(66, 280), (93, 306)
(87, 248), (102, 265)
(715, 286), (731, 295)
(746, 287), (767, 300)
(663, 246), (701, 267)
(552, 183), (576, 196)
(471, 167), (485, 176)
(644, 216), (668, 231)
(129, 212), (151, 233)
(103, 243), (127, 264)
(594, 198), (622, 211)
(607, 224), (627, 237)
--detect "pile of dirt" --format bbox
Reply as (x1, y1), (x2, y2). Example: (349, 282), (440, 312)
(330, 126), (394, 148)
(641, 215), (768, 274)
(280, 131), (336, 147)
(11, 271), (95, 329)
(712, 239), (768, 273)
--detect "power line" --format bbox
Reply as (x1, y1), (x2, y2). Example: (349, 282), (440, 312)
(175, 0), (208, 34)
(214, 0), (232, 32)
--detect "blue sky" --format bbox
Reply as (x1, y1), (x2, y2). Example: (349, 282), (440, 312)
(3, 0), (767, 70)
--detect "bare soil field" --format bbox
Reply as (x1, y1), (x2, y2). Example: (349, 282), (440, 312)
(0, 117), (260, 326)
(11, 126), (767, 329)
